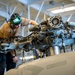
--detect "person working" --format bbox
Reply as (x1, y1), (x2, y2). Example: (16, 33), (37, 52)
(0, 13), (38, 75)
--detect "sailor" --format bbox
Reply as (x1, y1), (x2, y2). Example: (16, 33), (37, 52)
(0, 13), (38, 75)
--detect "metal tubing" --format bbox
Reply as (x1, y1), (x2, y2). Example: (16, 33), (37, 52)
(35, 1), (44, 22)
(53, 46), (60, 55)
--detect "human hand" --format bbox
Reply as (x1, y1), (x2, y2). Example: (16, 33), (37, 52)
(13, 56), (18, 63)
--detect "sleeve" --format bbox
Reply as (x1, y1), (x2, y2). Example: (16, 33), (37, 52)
(21, 17), (30, 26)
(0, 23), (7, 38)
(21, 17), (38, 26)
(0, 22), (11, 39)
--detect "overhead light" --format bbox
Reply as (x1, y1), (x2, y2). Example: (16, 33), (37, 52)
(51, 6), (75, 14)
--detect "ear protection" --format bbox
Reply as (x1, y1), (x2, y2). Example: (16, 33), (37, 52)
(11, 16), (21, 25)
(9, 13), (22, 28)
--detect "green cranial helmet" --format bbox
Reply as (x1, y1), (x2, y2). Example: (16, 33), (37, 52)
(10, 13), (21, 26)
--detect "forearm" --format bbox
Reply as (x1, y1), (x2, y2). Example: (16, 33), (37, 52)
(21, 17), (38, 26)
(29, 20), (38, 26)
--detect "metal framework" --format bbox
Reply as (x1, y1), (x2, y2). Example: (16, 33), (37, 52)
(0, 0), (75, 36)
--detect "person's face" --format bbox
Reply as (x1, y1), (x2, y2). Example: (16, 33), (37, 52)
(14, 24), (20, 28)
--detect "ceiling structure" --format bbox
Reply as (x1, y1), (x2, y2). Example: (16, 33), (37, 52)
(0, 0), (75, 26)
(0, 0), (75, 22)
(0, 0), (75, 36)
(18, 0), (75, 21)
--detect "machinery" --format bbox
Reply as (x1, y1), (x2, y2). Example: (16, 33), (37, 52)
(0, 37), (30, 54)
(29, 15), (75, 55)
(0, 36), (39, 61)
(4, 15), (75, 74)
(1, 15), (75, 57)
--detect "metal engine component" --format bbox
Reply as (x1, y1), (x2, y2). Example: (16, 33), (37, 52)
(47, 15), (62, 28)
(28, 15), (75, 55)
(1, 15), (75, 56)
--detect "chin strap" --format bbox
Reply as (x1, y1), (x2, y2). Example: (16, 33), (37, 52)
(9, 22), (14, 28)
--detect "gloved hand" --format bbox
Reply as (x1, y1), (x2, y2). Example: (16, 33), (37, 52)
(29, 25), (41, 31)
(12, 56), (18, 63)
